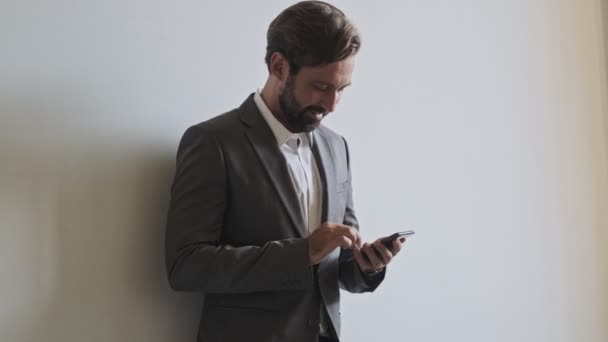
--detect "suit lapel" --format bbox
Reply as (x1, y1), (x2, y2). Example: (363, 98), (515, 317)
(239, 95), (307, 238)
(312, 128), (335, 223)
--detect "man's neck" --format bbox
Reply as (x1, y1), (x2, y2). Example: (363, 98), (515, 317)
(260, 83), (294, 133)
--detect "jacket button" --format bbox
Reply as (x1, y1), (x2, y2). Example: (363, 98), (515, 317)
(307, 319), (317, 327)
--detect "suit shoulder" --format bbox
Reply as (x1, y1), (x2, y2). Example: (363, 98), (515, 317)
(187, 108), (240, 135)
(317, 124), (348, 145)
(177, 109), (244, 147)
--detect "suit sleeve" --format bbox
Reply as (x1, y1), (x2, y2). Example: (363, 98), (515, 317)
(165, 125), (313, 294)
(337, 137), (386, 293)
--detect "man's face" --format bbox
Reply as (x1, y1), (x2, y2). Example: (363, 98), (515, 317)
(278, 56), (355, 133)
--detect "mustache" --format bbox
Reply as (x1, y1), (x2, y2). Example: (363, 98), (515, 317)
(300, 106), (328, 116)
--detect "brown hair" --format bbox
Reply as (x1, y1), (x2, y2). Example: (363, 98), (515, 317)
(265, 1), (361, 75)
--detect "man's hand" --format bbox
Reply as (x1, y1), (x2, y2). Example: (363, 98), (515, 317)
(353, 236), (407, 273)
(309, 222), (362, 265)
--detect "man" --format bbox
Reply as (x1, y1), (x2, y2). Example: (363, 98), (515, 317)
(165, 1), (407, 341)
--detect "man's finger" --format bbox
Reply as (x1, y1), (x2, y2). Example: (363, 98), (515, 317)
(372, 240), (393, 264)
(350, 228), (362, 248)
(363, 243), (384, 270)
(353, 247), (371, 270)
(337, 226), (361, 248)
(392, 237), (405, 254)
(338, 236), (354, 249)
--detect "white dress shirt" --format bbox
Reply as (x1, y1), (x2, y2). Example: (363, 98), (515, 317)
(253, 90), (323, 235)
(253, 90), (329, 336)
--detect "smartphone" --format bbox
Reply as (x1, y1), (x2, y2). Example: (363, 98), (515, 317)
(341, 230), (415, 263)
(380, 230), (415, 248)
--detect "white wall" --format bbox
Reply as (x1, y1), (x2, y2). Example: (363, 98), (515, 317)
(1, 1), (607, 341)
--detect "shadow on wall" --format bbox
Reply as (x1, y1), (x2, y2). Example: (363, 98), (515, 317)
(0, 89), (202, 342)
(603, 0), (608, 168)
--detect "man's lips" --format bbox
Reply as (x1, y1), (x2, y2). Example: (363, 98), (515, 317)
(305, 110), (325, 121)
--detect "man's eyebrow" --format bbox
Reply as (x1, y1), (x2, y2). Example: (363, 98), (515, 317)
(312, 81), (352, 89)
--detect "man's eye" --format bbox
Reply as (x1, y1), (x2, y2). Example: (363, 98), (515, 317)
(313, 84), (329, 91)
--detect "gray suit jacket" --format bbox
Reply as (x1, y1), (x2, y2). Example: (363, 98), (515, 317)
(165, 94), (385, 342)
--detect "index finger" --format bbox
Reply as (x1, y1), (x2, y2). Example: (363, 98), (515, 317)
(392, 237), (406, 254)
(336, 225), (362, 248)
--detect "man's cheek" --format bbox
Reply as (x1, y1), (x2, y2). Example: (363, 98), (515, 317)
(296, 91), (319, 107)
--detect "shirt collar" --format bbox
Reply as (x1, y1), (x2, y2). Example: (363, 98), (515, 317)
(253, 89), (314, 148)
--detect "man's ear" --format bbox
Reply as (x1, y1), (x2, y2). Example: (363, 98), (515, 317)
(269, 52), (290, 82)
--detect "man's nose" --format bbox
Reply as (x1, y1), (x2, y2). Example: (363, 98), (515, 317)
(320, 91), (339, 113)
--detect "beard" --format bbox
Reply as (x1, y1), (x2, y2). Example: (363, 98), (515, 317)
(278, 76), (328, 133)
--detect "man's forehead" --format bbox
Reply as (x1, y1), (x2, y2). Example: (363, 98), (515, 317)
(298, 57), (355, 82)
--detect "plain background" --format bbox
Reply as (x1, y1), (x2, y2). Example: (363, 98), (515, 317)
(1, 0), (607, 341)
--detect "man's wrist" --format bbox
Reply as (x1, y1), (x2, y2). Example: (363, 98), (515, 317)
(363, 267), (385, 276)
